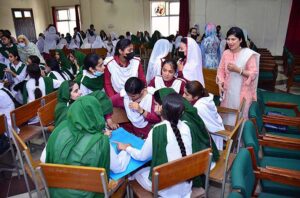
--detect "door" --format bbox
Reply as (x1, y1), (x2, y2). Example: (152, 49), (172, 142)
(11, 9), (37, 42)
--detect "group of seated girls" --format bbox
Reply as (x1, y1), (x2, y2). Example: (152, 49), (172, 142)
(2, 37), (225, 197)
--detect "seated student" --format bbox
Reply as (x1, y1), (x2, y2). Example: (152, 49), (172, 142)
(54, 50), (74, 80)
(4, 51), (27, 103)
(111, 77), (160, 138)
(117, 93), (193, 197)
(23, 64), (61, 103)
(54, 80), (117, 129)
(46, 58), (70, 82)
(183, 81), (224, 150)
(27, 55), (46, 77)
(41, 96), (130, 198)
(75, 53), (105, 96)
(67, 49), (86, 75)
(0, 32), (18, 66)
(148, 60), (185, 95)
(104, 39), (146, 97)
(154, 88), (220, 173)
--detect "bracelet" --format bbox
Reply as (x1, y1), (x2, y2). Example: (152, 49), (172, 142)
(239, 68), (243, 75)
(140, 109), (145, 115)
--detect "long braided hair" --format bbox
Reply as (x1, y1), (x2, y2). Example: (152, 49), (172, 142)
(27, 63), (42, 99)
(161, 93), (186, 157)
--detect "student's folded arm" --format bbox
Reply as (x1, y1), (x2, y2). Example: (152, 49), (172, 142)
(126, 130), (153, 161)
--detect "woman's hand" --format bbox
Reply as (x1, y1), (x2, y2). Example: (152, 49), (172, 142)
(129, 102), (142, 113)
(117, 142), (131, 151)
(227, 63), (241, 73)
(106, 118), (119, 130)
(177, 60), (184, 72)
(218, 82), (224, 98)
(104, 129), (112, 137)
(4, 68), (16, 77)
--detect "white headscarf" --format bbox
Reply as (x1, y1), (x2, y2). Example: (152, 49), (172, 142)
(81, 38), (92, 49)
(57, 38), (68, 49)
(146, 39), (170, 84)
(36, 36), (44, 53)
(68, 39), (78, 49)
(183, 37), (204, 86)
(91, 36), (105, 48)
(44, 26), (59, 53)
(175, 36), (182, 49)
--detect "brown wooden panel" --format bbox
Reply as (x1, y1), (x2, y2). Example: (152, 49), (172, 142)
(38, 98), (57, 127)
(203, 68), (219, 96)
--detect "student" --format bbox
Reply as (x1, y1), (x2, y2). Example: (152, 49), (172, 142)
(75, 53), (105, 96)
(27, 55), (46, 76)
(117, 93), (193, 197)
(54, 50), (74, 79)
(23, 64), (61, 103)
(54, 80), (117, 129)
(111, 77), (160, 138)
(73, 27), (83, 48)
(146, 39), (170, 84)
(148, 60), (185, 95)
(46, 58), (70, 82)
(41, 96), (130, 198)
(154, 88), (220, 170)
(183, 81), (224, 150)
(104, 39), (146, 97)
(178, 37), (205, 86)
(67, 49), (86, 75)
(0, 33), (18, 66)
(5, 51), (27, 85)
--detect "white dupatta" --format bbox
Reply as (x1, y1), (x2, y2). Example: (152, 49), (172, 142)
(121, 89), (153, 128)
(146, 39), (170, 84)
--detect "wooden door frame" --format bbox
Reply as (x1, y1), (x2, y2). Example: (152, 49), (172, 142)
(11, 8), (36, 39)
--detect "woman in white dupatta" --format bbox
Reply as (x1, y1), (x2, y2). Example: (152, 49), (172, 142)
(178, 37), (205, 86)
(146, 39), (170, 84)
(91, 36), (105, 49)
(217, 27), (260, 126)
(43, 25), (59, 54)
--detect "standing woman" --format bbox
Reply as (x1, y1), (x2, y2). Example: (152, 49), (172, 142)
(117, 93), (193, 197)
(178, 37), (205, 86)
(217, 27), (259, 125)
(23, 63), (61, 103)
(200, 23), (220, 69)
(146, 39), (170, 84)
(104, 39), (146, 97)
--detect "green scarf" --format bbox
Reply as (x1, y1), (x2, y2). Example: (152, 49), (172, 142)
(56, 49), (72, 71)
(75, 71), (104, 92)
(9, 62), (26, 75)
(73, 50), (86, 68)
(54, 81), (112, 126)
(22, 77), (54, 104)
(46, 96), (110, 198)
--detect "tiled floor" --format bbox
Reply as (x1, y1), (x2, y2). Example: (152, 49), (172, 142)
(1, 59), (299, 198)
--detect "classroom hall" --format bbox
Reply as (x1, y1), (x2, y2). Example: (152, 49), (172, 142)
(0, 0), (299, 197)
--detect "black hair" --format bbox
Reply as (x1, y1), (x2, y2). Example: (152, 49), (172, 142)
(88, 29), (95, 36)
(1, 32), (12, 43)
(46, 58), (66, 80)
(114, 39), (132, 56)
(100, 30), (107, 40)
(181, 37), (187, 45)
(161, 59), (178, 73)
(126, 31), (130, 36)
(74, 27), (78, 31)
(90, 24), (94, 28)
(83, 53), (100, 70)
(225, 27), (248, 50)
(162, 93), (186, 157)
(189, 27), (197, 33)
(119, 35), (125, 40)
(124, 77), (145, 95)
(9, 50), (20, 61)
(185, 81), (208, 98)
(28, 55), (40, 65)
(27, 64), (42, 99)
(153, 90), (162, 105)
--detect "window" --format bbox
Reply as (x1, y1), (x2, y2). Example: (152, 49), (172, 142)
(151, 1), (179, 36)
(56, 7), (76, 36)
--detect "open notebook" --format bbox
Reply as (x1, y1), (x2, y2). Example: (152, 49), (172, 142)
(109, 127), (150, 180)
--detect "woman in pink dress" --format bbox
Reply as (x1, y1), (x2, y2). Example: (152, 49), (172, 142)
(217, 27), (260, 125)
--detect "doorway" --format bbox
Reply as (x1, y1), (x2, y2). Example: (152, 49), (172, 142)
(11, 9), (37, 42)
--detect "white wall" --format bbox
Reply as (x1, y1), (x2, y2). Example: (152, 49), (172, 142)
(190, 0), (293, 55)
(0, 0), (50, 39)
